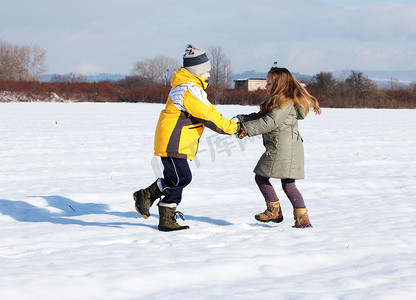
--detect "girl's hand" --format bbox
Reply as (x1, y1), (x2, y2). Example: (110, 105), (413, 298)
(236, 123), (247, 139)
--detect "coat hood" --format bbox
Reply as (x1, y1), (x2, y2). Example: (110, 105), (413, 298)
(170, 67), (209, 90)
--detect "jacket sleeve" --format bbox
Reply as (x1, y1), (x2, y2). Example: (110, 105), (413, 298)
(242, 105), (292, 137)
(182, 87), (237, 135)
(237, 112), (261, 123)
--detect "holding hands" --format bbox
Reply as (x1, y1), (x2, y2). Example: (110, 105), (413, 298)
(236, 124), (247, 139)
(231, 116), (247, 139)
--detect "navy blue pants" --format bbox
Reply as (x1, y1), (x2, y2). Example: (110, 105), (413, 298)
(159, 157), (192, 205)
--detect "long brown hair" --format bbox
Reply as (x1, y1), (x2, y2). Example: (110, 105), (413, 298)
(260, 67), (321, 116)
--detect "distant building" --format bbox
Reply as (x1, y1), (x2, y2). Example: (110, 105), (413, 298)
(234, 78), (266, 91)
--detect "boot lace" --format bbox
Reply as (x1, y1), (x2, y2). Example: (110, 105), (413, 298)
(173, 211), (186, 221)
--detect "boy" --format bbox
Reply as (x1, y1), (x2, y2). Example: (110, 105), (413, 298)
(133, 44), (239, 232)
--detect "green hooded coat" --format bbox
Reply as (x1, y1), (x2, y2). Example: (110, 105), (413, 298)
(238, 103), (306, 179)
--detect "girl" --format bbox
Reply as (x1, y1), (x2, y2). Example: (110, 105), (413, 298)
(236, 67), (321, 228)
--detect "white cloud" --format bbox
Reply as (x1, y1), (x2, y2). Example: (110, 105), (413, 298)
(1, 0), (415, 75)
(76, 62), (105, 74)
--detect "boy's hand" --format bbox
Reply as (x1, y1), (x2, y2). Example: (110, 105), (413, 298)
(230, 116), (239, 123)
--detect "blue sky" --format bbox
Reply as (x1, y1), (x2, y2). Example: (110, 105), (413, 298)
(1, 0), (415, 76)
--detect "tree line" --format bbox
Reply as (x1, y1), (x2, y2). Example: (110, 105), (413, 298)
(0, 40), (415, 108)
(306, 71), (416, 108)
(0, 40), (233, 103)
(1, 75), (415, 108)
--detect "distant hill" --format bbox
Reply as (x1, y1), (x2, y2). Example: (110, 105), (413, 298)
(41, 73), (126, 82)
(41, 69), (415, 86)
(332, 69), (416, 86)
(233, 69), (416, 86)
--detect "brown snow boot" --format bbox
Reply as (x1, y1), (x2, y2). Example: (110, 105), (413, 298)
(255, 201), (284, 223)
(133, 180), (163, 219)
(158, 203), (190, 232)
(293, 208), (312, 228)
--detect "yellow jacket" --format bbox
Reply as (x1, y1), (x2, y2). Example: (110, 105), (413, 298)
(154, 68), (237, 160)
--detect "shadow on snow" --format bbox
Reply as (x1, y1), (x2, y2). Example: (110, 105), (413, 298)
(185, 215), (232, 226)
(0, 195), (232, 229)
(0, 195), (142, 228)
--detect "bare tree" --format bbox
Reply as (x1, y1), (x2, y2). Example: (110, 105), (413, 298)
(345, 71), (377, 102)
(132, 59), (158, 82)
(308, 71), (338, 100)
(208, 46), (231, 103)
(338, 70), (383, 107)
(51, 73), (87, 82)
(0, 41), (18, 80)
(410, 83), (416, 97)
(388, 77), (403, 91)
(132, 55), (180, 85)
(0, 40), (47, 81)
(21, 44), (48, 80)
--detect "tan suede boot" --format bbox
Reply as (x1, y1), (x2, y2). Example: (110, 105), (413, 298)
(255, 201), (284, 223)
(293, 208), (312, 228)
(158, 202), (190, 232)
(133, 180), (163, 219)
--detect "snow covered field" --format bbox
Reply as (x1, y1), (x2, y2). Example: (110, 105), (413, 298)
(1, 102), (416, 299)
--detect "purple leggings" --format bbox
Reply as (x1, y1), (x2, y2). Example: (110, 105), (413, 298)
(254, 174), (306, 209)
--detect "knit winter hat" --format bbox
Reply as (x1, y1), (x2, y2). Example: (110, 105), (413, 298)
(183, 44), (211, 75)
